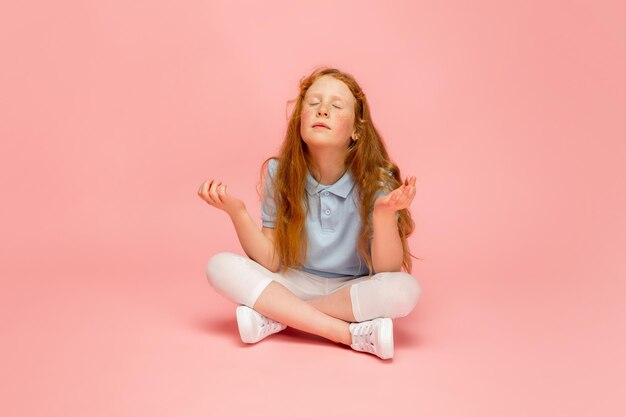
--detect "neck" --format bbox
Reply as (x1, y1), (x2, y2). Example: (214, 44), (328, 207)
(306, 148), (348, 185)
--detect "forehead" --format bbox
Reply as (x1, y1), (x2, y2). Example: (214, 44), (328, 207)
(305, 75), (355, 102)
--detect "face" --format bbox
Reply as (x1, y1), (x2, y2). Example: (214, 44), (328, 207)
(300, 75), (357, 150)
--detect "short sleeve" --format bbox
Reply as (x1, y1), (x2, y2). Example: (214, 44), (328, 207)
(261, 159), (278, 228)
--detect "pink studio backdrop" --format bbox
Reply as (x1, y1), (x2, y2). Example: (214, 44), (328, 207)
(1, 1), (624, 416)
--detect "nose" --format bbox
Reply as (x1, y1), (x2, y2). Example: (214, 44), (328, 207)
(316, 105), (329, 117)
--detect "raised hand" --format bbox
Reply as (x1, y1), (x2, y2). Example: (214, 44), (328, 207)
(373, 176), (417, 214)
(197, 178), (245, 217)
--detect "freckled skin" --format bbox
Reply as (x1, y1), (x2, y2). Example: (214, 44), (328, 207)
(300, 75), (357, 150)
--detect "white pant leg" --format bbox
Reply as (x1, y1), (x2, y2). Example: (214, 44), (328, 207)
(335, 272), (421, 322)
(205, 251), (328, 308)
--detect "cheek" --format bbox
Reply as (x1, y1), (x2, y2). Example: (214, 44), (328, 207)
(300, 109), (313, 125)
(300, 109), (313, 137)
(335, 112), (354, 133)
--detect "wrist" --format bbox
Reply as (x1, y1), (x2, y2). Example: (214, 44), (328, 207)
(373, 206), (396, 218)
(227, 205), (247, 219)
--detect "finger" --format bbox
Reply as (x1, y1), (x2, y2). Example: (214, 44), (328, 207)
(402, 185), (413, 198)
(208, 179), (218, 193)
(199, 180), (212, 202)
(204, 179), (216, 201)
(205, 179), (214, 194)
(217, 184), (226, 203)
(212, 182), (223, 204)
(401, 184), (414, 199)
(198, 180), (206, 196)
(208, 180), (222, 204)
(405, 188), (416, 203)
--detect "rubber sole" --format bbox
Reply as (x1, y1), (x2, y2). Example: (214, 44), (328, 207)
(236, 306), (257, 343)
(377, 318), (394, 359)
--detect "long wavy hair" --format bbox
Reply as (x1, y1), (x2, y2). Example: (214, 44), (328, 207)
(257, 67), (421, 276)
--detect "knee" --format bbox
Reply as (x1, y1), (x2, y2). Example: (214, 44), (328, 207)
(205, 251), (242, 287)
(384, 273), (421, 318)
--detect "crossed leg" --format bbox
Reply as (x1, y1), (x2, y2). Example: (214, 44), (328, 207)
(207, 252), (420, 346)
(252, 281), (353, 346)
(304, 286), (356, 322)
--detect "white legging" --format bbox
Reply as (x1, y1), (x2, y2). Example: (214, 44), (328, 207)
(205, 251), (421, 322)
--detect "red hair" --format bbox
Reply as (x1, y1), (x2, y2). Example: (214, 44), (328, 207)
(257, 67), (421, 275)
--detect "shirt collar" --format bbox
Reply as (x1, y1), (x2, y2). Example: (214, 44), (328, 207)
(305, 168), (356, 198)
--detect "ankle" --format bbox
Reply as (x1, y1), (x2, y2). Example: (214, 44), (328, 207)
(333, 323), (352, 346)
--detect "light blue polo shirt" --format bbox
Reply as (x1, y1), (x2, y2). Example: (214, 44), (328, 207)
(261, 158), (398, 278)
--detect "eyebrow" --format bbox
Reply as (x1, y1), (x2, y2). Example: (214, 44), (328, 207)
(306, 93), (347, 102)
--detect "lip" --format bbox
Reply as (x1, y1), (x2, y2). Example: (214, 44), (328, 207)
(312, 122), (330, 129)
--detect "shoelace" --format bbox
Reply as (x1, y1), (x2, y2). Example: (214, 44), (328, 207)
(258, 315), (284, 337)
(351, 321), (377, 353)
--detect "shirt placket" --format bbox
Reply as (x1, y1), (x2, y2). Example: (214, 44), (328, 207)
(319, 190), (335, 232)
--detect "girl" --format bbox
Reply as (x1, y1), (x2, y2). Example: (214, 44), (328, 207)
(197, 67), (421, 360)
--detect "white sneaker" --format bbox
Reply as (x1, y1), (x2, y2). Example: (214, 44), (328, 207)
(348, 317), (394, 359)
(236, 305), (287, 344)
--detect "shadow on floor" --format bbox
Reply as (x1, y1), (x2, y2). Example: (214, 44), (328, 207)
(192, 314), (423, 349)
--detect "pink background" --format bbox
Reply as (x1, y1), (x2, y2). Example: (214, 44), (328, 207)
(1, 1), (625, 415)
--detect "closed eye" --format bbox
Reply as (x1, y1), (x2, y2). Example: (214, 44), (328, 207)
(308, 102), (342, 109)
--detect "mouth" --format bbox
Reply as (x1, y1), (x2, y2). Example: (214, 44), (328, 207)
(312, 123), (330, 129)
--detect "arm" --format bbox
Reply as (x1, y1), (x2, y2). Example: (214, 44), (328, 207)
(371, 207), (403, 273)
(229, 206), (280, 272)
(370, 175), (416, 273)
(196, 172), (280, 272)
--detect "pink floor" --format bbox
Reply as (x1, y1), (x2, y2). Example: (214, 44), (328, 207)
(3, 216), (625, 416)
